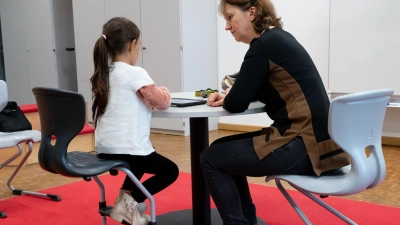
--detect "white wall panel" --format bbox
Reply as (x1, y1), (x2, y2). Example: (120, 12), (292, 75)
(72, 0), (105, 121)
(329, 0), (400, 95)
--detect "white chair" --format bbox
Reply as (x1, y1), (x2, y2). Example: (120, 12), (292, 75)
(265, 88), (394, 225)
(0, 80), (61, 219)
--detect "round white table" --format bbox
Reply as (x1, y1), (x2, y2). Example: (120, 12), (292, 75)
(152, 92), (266, 225)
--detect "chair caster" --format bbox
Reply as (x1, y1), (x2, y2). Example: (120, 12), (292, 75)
(12, 189), (61, 201)
(47, 194), (62, 201)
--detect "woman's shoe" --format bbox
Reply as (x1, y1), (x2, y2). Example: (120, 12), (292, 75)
(110, 191), (150, 225)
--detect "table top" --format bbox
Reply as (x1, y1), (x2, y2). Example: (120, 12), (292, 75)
(152, 92), (265, 118)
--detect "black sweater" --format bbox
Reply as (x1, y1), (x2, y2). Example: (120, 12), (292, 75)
(224, 28), (350, 175)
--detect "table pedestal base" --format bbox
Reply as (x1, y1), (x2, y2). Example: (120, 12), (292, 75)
(156, 209), (267, 225)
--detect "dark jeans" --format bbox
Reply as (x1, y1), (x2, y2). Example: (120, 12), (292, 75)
(200, 131), (315, 225)
(98, 152), (179, 202)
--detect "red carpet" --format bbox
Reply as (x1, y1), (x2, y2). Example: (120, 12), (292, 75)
(1, 172), (399, 225)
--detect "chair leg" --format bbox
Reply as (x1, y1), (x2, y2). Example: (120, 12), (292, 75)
(291, 184), (357, 225)
(6, 142), (61, 201)
(0, 141), (23, 169)
(275, 180), (312, 225)
(116, 167), (157, 225)
(0, 145), (20, 220)
(93, 176), (108, 225)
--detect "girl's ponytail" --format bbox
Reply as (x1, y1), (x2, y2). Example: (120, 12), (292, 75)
(90, 36), (110, 127)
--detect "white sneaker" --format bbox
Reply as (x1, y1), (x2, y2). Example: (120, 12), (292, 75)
(115, 189), (148, 213)
(110, 192), (150, 225)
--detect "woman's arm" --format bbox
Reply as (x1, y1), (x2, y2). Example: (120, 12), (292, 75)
(224, 39), (269, 113)
(138, 84), (171, 110)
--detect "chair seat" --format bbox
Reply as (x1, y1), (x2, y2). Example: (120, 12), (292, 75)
(0, 130), (41, 148)
(266, 165), (355, 196)
(66, 151), (130, 177)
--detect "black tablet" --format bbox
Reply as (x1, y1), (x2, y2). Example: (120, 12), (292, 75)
(170, 98), (207, 107)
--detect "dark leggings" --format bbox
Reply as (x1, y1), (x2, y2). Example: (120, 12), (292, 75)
(98, 152), (179, 202)
(200, 131), (315, 225)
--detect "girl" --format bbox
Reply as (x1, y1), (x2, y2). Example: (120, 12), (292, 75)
(90, 17), (179, 225)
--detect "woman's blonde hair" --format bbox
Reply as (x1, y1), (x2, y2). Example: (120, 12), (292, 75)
(219, 0), (283, 34)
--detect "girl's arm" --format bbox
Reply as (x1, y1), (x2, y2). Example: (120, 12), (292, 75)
(138, 84), (171, 110)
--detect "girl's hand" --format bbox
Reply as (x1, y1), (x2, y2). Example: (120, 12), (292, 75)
(207, 92), (225, 107)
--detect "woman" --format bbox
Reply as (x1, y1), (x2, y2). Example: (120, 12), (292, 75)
(200, 1), (350, 224)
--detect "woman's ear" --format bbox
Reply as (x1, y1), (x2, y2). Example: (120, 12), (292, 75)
(249, 6), (256, 22)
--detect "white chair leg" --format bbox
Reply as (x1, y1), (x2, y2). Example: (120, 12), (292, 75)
(5, 142), (61, 201)
(291, 184), (357, 225)
(0, 143), (23, 169)
(275, 180), (312, 225)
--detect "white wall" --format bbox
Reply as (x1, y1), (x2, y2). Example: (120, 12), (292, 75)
(328, 0), (400, 137)
(216, 0), (330, 127)
(329, 0), (400, 95)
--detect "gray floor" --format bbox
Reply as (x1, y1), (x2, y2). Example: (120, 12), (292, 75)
(156, 209), (267, 225)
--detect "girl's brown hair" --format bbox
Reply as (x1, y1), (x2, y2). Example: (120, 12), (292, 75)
(90, 17), (140, 127)
(219, 0), (283, 33)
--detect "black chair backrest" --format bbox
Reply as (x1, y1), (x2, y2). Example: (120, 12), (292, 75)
(32, 87), (86, 176)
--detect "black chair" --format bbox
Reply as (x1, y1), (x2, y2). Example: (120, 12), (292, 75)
(32, 87), (156, 225)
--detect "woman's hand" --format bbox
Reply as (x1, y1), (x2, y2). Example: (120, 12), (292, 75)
(224, 87), (231, 95)
(207, 92), (225, 107)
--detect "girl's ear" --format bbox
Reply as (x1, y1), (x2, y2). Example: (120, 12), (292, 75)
(128, 39), (137, 53)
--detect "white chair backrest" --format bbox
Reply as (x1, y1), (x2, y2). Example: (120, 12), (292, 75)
(328, 89), (394, 189)
(0, 80), (7, 111)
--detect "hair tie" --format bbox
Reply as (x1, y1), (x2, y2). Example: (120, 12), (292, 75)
(102, 34), (107, 40)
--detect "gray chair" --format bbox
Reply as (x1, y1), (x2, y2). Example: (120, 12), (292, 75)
(32, 87), (156, 225)
(0, 81), (60, 219)
(266, 89), (394, 225)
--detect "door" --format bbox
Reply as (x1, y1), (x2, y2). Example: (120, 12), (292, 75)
(25, 0), (57, 103)
(140, 0), (182, 91)
(140, 0), (185, 133)
(0, 0), (37, 104)
(105, 0), (142, 67)
(72, 0), (106, 121)
(51, 0), (78, 91)
(0, 17), (5, 81)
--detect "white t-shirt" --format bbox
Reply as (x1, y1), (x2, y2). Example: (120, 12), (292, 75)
(95, 62), (155, 156)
